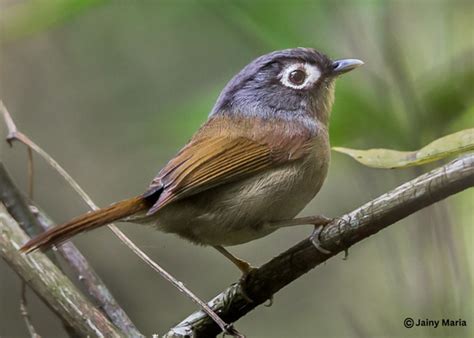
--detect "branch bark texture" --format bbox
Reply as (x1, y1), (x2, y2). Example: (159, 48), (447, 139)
(165, 154), (474, 337)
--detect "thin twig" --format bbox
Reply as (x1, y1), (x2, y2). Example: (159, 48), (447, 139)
(19, 144), (40, 338)
(164, 154), (474, 336)
(107, 224), (241, 336)
(27, 147), (34, 199)
(20, 283), (41, 338)
(0, 100), (239, 336)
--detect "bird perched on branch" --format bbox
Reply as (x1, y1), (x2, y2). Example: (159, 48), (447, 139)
(21, 48), (363, 274)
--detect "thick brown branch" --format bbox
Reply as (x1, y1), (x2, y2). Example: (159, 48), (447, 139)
(0, 203), (121, 337)
(164, 154), (474, 337)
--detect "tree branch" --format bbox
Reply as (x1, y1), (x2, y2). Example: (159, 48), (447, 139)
(0, 162), (144, 337)
(164, 154), (474, 337)
(0, 203), (122, 337)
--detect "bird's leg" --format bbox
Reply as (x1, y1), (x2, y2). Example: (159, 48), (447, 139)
(214, 245), (257, 304)
(268, 215), (333, 255)
(268, 215), (333, 228)
(213, 245), (255, 276)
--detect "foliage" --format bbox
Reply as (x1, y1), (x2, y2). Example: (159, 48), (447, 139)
(333, 128), (474, 168)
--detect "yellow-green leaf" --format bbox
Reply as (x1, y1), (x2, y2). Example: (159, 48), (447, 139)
(333, 128), (474, 169)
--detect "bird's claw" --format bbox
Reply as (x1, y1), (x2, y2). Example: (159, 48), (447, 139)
(264, 296), (274, 307)
(311, 222), (332, 255)
(238, 265), (257, 303)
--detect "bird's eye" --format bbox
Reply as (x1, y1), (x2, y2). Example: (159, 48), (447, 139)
(279, 63), (320, 89)
(288, 69), (307, 85)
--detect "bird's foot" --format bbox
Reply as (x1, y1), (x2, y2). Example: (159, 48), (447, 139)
(238, 264), (256, 291)
(264, 296), (274, 307)
(310, 217), (333, 255)
(236, 260), (257, 278)
(237, 263), (258, 303)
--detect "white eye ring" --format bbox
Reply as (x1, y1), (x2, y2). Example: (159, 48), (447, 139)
(279, 63), (321, 89)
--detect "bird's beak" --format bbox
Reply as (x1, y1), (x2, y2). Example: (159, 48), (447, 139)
(331, 59), (364, 75)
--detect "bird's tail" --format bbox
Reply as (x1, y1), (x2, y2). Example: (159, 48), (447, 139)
(20, 195), (153, 254)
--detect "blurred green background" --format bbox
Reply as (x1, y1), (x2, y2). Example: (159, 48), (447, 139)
(0, 0), (472, 337)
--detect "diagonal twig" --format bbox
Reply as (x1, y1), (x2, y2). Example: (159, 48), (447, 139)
(26, 147), (34, 199)
(19, 144), (41, 338)
(0, 100), (241, 337)
(20, 283), (41, 338)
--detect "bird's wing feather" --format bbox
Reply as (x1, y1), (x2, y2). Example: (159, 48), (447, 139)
(145, 134), (311, 215)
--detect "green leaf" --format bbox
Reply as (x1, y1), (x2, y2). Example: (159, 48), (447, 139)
(333, 128), (474, 169)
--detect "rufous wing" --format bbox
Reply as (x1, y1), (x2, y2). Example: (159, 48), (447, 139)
(145, 134), (312, 215)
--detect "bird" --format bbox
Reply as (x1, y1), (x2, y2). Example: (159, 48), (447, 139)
(21, 47), (363, 275)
